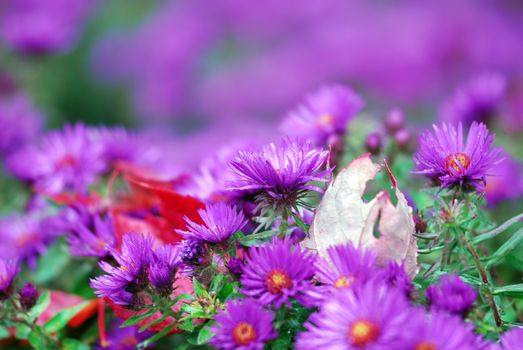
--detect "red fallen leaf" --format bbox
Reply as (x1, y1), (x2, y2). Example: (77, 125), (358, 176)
(36, 291), (98, 328)
(37, 190), (102, 207)
(108, 273), (194, 333)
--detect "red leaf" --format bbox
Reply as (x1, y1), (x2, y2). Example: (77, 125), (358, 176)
(36, 291), (97, 328)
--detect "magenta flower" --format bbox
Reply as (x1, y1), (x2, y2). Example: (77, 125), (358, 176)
(314, 243), (376, 296)
(0, 94), (42, 157)
(486, 150), (523, 205)
(148, 244), (180, 296)
(296, 282), (409, 349)
(280, 85), (364, 146)
(90, 234), (154, 306)
(66, 213), (117, 258)
(240, 237), (316, 308)
(413, 122), (502, 190)
(95, 320), (152, 350)
(0, 259), (19, 299)
(426, 274), (477, 316)
(7, 124), (106, 194)
(441, 74), (506, 126)
(210, 298), (276, 350)
(178, 202), (247, 243)
(399, 308), (484, 350)
(229, 138), (331, 214)
(500, 327), (523, 350)
(375, 261), (413, 296)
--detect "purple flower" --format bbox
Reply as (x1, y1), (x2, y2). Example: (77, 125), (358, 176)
(148, 244), (180, 296)
(413, 122), (502, 190)
(0, 0), (93, 55)
(0, 94), (42, 157)
(296, 282), (409, 349)
(426, 274), (477, 315)
(67, 213), (117, 258)
(0, 259), (19, 299)
(399, 308), (484, 350)
(365, 132), (382, 155)
(314, 243), (376, 297)
(229, 138), (331, 214)
(375, 261), (413, 296)
(19, 282), (38, 310)
(385, 108), (406, 134)
(241, 237), (316, 308)
(7, 124), (107, 194)
(486, 150), (523, 206)
(280, 85), (364, 146)
(441, 74), (506, 126)
(178, 202), (247, 243)
(500, 327), (523, 350)
(90, 234), (154, 306)
(209, 298), (276, 350)
(0, 213), (58, 269)
(95, 320), (152, 350)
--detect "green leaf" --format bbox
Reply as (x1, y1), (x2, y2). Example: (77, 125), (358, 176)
(218, 282), (235, 301)
(139, 321), (176, 348)
(177, 319), (195, 332)
(138, 313), (169, 333)
(193, 277), (206, 299)
(196, 324), (215, 345)
(43, 301), (90, 334)
(210, 274), (225, 294)
(121, 308), (157, 327)
(28, 290), (51, 321)
(33, 240), (71, 285)
(492, 284), (523, 297)
(15, 323), (31, 339)
(62, 338), (91, 350)
(486, 228), (523, 267)
(171, 293), (195, 305)
(0, 325), (10, 340)
(28, 330), (47, 350)
(239, 230), (276, 246)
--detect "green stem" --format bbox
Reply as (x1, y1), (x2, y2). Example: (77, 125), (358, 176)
(278, 209), (289, 238)
(460, 234), (502, 328)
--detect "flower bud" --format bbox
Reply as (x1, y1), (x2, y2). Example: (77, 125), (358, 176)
(385, 108), (406, 133)
(19, 283), (38, 310)
(394, 128), (411, 150)
(365, 132), (382, 155)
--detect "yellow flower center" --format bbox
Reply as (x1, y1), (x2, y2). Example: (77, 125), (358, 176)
(348, 320), (380, 347)
(445, 153), (471, 175)
(415, 341), (438, 350)
(265, 269), (293, 294)
(334, 275), (355, 289)
(233, 322), (257, 345)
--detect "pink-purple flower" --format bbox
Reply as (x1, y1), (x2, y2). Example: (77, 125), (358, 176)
(229, 138), (331, 214)
(414, 122), (502, 190)
(280, 84), (364, 146)
(499, 327), (523, 350)
(296, 282), (410, 349)
(210, 298), (277, 350)
(426, 274), (477, 316)
(0, 259), (19, 299)
(240, 237), (316, 308)
(7, 124), (107, 194)
(178, 202), (247, 243)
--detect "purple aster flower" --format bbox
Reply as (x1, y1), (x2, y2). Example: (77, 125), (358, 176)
(90, 233), (154, 307)
(0, 0), (93, 55)
(0, 212), (58, 269)
(0, 259), (19, 299)
(148, 244), (180, 296)
(66, 213), (117, 258)
(0, 94), (42, 157)
(441, 74), (506, 126)
(95, 320), (152, 350)
(375, 261), (413, 296)
(426, 274), (477, 316)
(226, 257), (244, 276)
(280, 85), (364, 146)
(296, 282), (409, 349)
(209, 298), (277, 350)
(6, 124), (107, 194)
(19, 282), (38, 310)
(179, 239), (207, 277)
(313, 243), (376, 297)
(241, 237), (316, 308)
(229, 138), (331, 214)
(413, 122), (502, 190)
(178, 202), (247, 243)
(500, 327), (523, 350)
(399, 308), (484, 350)
(486, 150), (523, 206)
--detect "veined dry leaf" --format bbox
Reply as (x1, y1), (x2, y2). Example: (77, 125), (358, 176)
(306, 154), (418, 277)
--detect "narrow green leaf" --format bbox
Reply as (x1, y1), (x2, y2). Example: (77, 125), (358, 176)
(239, 230), (276, 246)
(15, 323), (31, 339)
(193, 277), (206, 298)
(210, 274), (225, 293)
(121, 308), (157, 328)
(138, 313), (169, 333)
(177, 319), (194, 332)
(43, 301), (90, 334)
(62, 338), (91, 350)
(171, 293), (195, 305)
(0, 325), (10, 340)
(28, 290), (51, 321)
(473, 213), (523, 244)
(492, 284), (523, 297)
(139, 321), (176, 348)
(486, 228), (523, 267)
(197, 324), (215, 345)
(28, 331), (46, 350)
